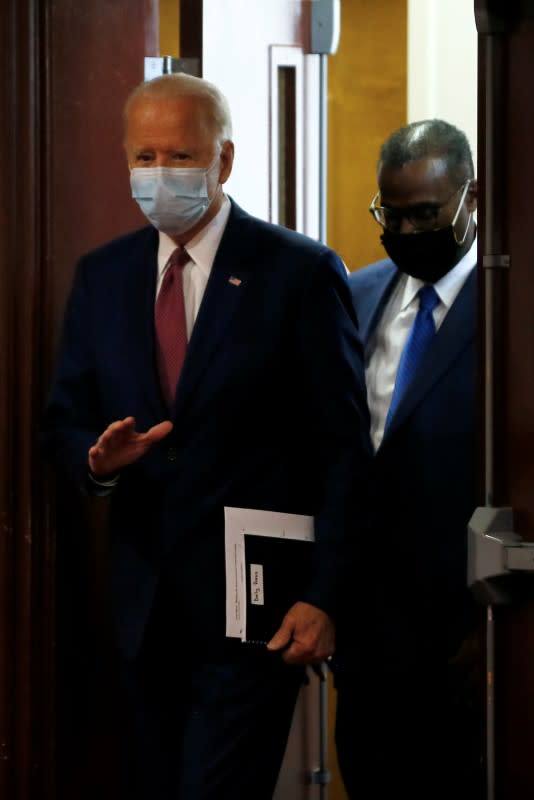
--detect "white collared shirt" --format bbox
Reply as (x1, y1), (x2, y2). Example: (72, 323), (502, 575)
(366, 236), (477, 451)
(156, 195), (231, 338)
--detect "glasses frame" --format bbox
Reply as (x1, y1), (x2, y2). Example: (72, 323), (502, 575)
(369, 179), (471, 233)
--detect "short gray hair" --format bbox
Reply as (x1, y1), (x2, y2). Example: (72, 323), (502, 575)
(124, 72), (233, 144)
(378, 119), (474, 183)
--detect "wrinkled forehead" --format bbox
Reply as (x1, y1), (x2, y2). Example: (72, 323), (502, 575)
(124, 94), (218, 156)
(378, 157), (454, 205)
(127, 93), (213, 129)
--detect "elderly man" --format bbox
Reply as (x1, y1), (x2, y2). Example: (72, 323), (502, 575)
(42, 73), (371, 799)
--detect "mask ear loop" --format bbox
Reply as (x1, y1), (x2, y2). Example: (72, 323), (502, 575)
(452, 180), (473, 245)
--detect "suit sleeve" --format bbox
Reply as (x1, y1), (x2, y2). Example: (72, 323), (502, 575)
(295, 248), (373, 618)
(40, 258), (104, 485)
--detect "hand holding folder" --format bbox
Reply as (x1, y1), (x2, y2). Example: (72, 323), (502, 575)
(224, 507), (335, 664)
(243, 532), (313, 644)
(224, 506), (314, 643)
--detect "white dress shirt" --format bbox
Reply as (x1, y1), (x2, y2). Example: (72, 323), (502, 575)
(366, 236), (477, 451)
(157, 194), (231, 338)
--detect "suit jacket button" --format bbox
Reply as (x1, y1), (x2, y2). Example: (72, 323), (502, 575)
(167, 447), (177, 462)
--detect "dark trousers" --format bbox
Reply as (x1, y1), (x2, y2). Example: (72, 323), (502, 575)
(117, 580), (304, 800)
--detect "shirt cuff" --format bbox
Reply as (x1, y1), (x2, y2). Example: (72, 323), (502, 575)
(85, 469), (120, 496)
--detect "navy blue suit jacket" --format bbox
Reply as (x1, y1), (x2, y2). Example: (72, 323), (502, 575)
(42, 199), (371, 660)
(348, 258), (478, 664)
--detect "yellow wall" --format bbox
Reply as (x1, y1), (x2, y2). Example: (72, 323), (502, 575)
(327, 0), (407, 272)
(159, 0), (180, 56)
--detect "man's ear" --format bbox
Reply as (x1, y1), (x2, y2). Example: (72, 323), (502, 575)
(218, 140), (234, 185)
(467, 178), (478, 211)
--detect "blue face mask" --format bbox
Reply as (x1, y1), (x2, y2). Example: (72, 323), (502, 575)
(130, 159), (219, 235)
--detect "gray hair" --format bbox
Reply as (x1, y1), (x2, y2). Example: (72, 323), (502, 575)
(378, 119), (474, 183)
(124, 72), (233, 144)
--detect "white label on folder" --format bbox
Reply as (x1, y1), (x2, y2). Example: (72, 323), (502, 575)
(250, 564), (264, 605)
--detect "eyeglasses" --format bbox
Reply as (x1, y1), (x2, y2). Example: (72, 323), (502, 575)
(369, 180), (471, 232)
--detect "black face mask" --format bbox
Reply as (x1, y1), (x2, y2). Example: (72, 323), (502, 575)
(380, 222), (469, 283)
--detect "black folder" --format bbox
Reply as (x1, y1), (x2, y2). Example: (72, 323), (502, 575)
(243, 532), (314, 645)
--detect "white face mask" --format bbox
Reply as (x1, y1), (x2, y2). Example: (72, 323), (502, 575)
(130, 158), (219, 235)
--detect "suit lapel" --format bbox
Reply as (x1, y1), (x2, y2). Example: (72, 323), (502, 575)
(122, 229), (165, 417)
(172, 210), (249, 417)
(382, 268), (477, 441)
(358, 265), (399, 347)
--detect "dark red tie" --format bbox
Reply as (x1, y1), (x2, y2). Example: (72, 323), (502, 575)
(155, 246), (190, 407)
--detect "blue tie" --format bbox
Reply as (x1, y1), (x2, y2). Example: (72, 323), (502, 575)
(385, 285), (440, 427)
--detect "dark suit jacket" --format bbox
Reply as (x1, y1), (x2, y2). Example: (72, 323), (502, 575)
(42, 199), (371, 661)
(347, 258), (478, 666)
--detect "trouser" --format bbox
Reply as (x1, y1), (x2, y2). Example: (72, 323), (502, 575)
(118, 580), (305, 800)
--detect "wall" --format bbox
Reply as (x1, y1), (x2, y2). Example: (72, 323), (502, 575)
(201, 1), (304, 222)
(328, 0), (478, 274)
(159, 0), (179, 56)
(408, 0), (478, 166)
(327, 0), (407, 271)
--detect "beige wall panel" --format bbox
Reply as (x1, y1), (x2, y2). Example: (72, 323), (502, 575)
(328, 0), (407, 272)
